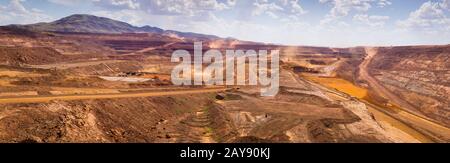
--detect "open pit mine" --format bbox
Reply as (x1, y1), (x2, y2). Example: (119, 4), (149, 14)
(0, 14), (448, 143)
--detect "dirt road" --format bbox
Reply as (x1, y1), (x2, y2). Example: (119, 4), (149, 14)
(28, 60), (124, 70)
(139, 42), (177, 53)
(361, 48), (423, 116)
(123, 42), (178, 56)
(0, 88), (226, 104)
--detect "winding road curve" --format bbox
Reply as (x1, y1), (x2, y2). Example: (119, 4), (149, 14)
(360, 47), (450, 142)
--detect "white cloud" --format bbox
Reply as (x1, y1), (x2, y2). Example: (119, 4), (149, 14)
(91, 9), (146, 25)
(48, 0), (140, 9)
(0, 0), (52, 25)
(252, 0), (307, 20)
(252, 0), (283, 18)
(377, 0), (391, 7)
(289, 0), (307, 15)
(49, 0), (237, 16)
(353, 14), (389, 27)
(47, 0), (89, 6)
(397, 0), (450, 32)
(441, 0), (450, 9)
(319, 0), (391, 26)
(92, 0), (140, 10)
(320, 0), (373, 17)
(140, 0), (235, 16)
(183, 13), (280, 43)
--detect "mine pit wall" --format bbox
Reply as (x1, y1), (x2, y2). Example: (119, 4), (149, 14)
(0, 94), (216, 143)
(368, 46), (450, 127)
(374, 72), (450, 127)
(331, 45), (449, 129)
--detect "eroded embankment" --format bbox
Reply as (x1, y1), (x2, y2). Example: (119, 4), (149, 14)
(0, 93), (218, 143)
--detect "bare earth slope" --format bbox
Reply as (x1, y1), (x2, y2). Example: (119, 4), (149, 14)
(366, 46), (450, 127)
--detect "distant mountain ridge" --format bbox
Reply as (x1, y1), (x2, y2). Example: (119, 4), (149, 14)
(14, 14), (219, 40)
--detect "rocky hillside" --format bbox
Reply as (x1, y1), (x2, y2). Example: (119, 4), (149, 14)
(23, 14), (161, 34)
(15, 14), (219, 40)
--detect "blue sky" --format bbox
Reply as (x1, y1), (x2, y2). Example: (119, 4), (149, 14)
(1, 0), (449, 47)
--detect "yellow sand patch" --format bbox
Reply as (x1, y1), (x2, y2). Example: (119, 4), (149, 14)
(142, 65), (161, 73)
(0, 70), (46, 77)
(366, 106), (433, 143)
(0, 80), (13, 86)
(0, 91), (38, 97)
(50, 87), (121, 95)
(303, 75), (367, 98)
